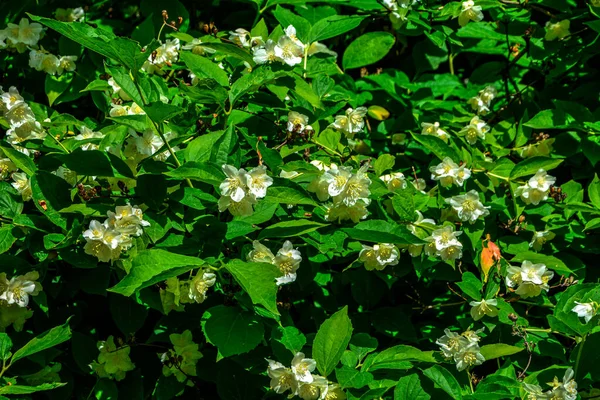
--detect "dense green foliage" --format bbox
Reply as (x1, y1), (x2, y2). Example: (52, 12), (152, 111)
(1, 0), (600, 398)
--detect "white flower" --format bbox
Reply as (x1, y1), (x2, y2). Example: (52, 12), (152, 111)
(421, 122), (449, 141)
(335, 164), (371, 206)
(75, 126), (104, 151)
(253, 39), (280, 64)
(229, 28), (251, 48)
(109, 103), (129, 117)
(321, 164), (353, 198)
(55, 7), (85, 22)
(217, 195), (256, 217)
(107, 78), (132, 101)
(274, 35), (304, 66)
(330, 107), (368, 138)
(297, 375), (328, 400)
(220, 165), (249, 202)
(454, 342), (485, 371)
(182, 38), (216, 55)
(545, 20), (570, 41)
(430, 157), (458, 187)
(5, 18), (44, 50)
(436, 329), (468, 358)
(57, 55), (77, 75)
(1, 86), (24, 111)
(358, 243), (400, 271)
(459, 116), (489, 144)
(528, 368), (578, 400)
(0, 271), (42, 307)
(128, 102), (145, 115)
(324, 201), (369, 223)
(458, 0), (484, 27)
(0, 157), (16, 179)
(134, 130), (165, 158)
(287, 111), (311, 133)
(505, 261), (554, 298)
(572, 301), (596, 323)
(467, 87), (497, 115)
(11, 172), (32, 201)
(291, 352), (317, 383)
(446, 190), (489, 224)
(529, 230), (556, 251)
(247, 240), (276, 264)
(469, 299), (499, 321)
(246, 165), (273, 199)
(142, 39), (180, 74)
(430, 225), (462, 251)
(274, 241), (302, 285)
(383, 0), (417, 28)
(266, 359), (298, 394)
(184, 269), (216, 304)
(380, 172), (407, 191)
(515, 169), (556, 205)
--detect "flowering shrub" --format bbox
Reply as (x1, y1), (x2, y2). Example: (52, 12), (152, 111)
(0, 0), (600, 398)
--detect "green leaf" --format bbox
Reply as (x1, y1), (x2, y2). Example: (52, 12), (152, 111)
(0, 145), (36, 176)
(199, 43), (255, 66)
(392, 188), (416, 222)
(31, 171), (72, 229)
(342, 220), (424, 245)
(456, 272), (482, 301)
(342, 32), (395, 70)
(144, 102), (185, 124)
(335, 366), (373, 389)
(165, 162), (224, 186)
(273, 326), (306, 354)
(109, 294), (149, 335)
(224, 259), (281, 316)
(265, 179), (318, 206)
(394, 373), (431, 400)
(314, 129), (342, 155)
(0, 383), (66, 395)
(229, 66), (278, 106)
(258, 220), (328, 238)
(589, 174), (600, 209)
(0, 184), (23, 219)
(105, 65), (145, 108)
(422, 365), (463, 400)
(58, 150), (134, 179)
(45, 74), (73, 106)
(0, 227), (16, 255)
(479, 344), (523, 360)
(11, 321), (72, 363)
(180, 52), (230, 87)
(411, 133), (460, 162)
(373, 154), (396, 176)
(367, 345), (437, 371)
(0, 333), (12, 361)
(273, 5), (312, 43)
(201, 305), (264, 358)
(510, 157), (564, 179)
(108, 249), (205, 296)
(185, 130), (224, 163)
(313, 306), (353, 377)
(180, 80), (228, 106)
(309, 15), (365, 42)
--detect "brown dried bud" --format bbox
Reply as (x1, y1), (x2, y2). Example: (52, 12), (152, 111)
(508, 313), (518, 322)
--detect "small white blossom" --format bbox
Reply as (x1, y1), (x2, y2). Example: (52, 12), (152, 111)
(459, 115), (489, 144)
(253, 39), (280, 64)
(425, 225), (464, 261)
(529, 230), (556, 251)
(287, 111), (311, 133)
(229, 28), (252, 48)
(246, 165), (273, 199)
(469, 298), (499, 321)
(183, 269), (216, 304)
(0, 271), (42, 307)
(380, 172), (407, 191)
(446, 190), (489, 224)
(572, 301), (597, 323)
(3, 18), (44, 52)
(57, 55), (77, 74)
(11, 172), (32, 201)
(291, 352), (317, 383)
(274, 33), (304, 66)
(247, 240), (276, 264)
(330, 107), (368, 138)
(324, 201), (369, 223)
(525, 368), (577, 400)
(217, 195), (256, 217)
(436, 328), (469, 358)
(220, 164), (249, 202)
(467, 86), (497, 115)
(515, 169), (556, 205)
(545, 20), (570, 41)
(454, 342), (485, 371)
(421, 122), (449, 141)
(505, 260), (554, 298)
(266, 360), (298, 395)
(430, 157), (471, 187)
(358, 243), (400, 271)
(75, 126), (104, 151)
(458, 0), (484, 27)
(274, 241), (302, 285)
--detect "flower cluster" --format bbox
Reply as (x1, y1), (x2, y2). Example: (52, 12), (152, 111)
(248, 240), (302, 285)
(159, 269), (217, 315)
(421, 121), (449, 142)
(424, 225), (464, 261)
(0, 86), (47, 153)
(142, 39), (180, 75)
(308, 162), (372, 223)
(330, 107), (368, 138)
(0, 18), (44, 53)
(467, 86), (497, 115)
(505, 261), (554, 298)
(29, 49), (77, 75)
(160, 330), (203, 384)
(523, 368), (578, 400)
(55, 7), (85, 22)
(0, 271), (42, 308)
(571, 301), (598, 323)
(266, 353), (346, 400)
(83, 205), (150, 263)
(109, 101), (146, 117)
(515, 169), (556, 205)
(90, 336), (135, 381)
(218, 164), (273, 217)
(445, 190), (490, 224)
(436, 328), (485, 371)
(407, 211), (437, 257)
(358, 243), (400, 271)
(251, 25), (336, 66)
(383, 0), (419, 28)
(287, 111), (313, 134)
(430, 157), (471, 187)
(459, 115), (490, 145)
(458, 0), (484, 27)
